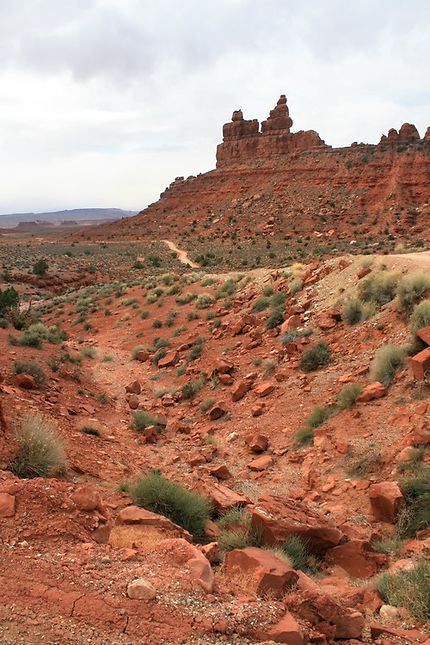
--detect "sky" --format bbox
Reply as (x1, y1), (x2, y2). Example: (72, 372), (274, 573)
(0, 0), (429, 214)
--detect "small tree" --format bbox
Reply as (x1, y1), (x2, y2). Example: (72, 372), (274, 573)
(33, 258), (49, 277)
(0, 287), (19, 315)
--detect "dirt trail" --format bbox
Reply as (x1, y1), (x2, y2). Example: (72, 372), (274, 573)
(162, 239), (200, 268)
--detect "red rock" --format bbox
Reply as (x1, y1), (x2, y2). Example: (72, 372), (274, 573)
(0, 492), (15, 517)
(231, 379), (250, 402)
(410, 347), (430, 381)
(208, 401), (228, 420)
(157, 350), (178, 369)
(156, 538), (214, 593)
(225, 547), (298, 598)
(248, 455), (273, 471)
(128, 394), (139, 410)
(357, 266), (371, 279)
(254, 381), (275, 397)
(115, 505), (192, 540)
(280, 315), (301, 333)
(214, 358), (234, 374)
(127, 577), (156, 600)
(264, 612), (304, 645)
(286, 591), (364, 639)
(208, 464), (232, 480)
(249, 433), (269, 453)
(200, 542), (220, 564)
(370, 623), (429, 642)
(326, 540), (383, 578)
(197, 482), (247, 513)
(14, 373), (36, 389)
(251, 493), (342, 553)
(398, 123), (420, 141)
(251, 403), (265, 417)
(416, 326), (430, 346)
(356, 381), (387, 402)
(71, 486), (105, 514)
(218, 373), (233, 385)
(135, 349), (149, 362)
(369, 482), (404, 523)
(125, 380), (141, 394)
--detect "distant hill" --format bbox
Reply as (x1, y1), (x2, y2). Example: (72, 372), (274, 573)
(0, 208), (136, 228)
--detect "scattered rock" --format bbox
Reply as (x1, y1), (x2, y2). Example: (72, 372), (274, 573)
(127, 578), (156, 601)
(369, 482), (404, 523)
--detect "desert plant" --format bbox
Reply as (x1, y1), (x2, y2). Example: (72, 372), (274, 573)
(195, 294), (214, 309)
(0, 287), (19, 316)
(337, 383), (363, 410)
(369, 344), (405, 387)
(358, 271), (399, 306)
(377, 560), (430, 621)
(189, 337), (204, 361)
(281, 535), (314, 571)
(397, 273), (430, 314)
(200, 397), (217, 412)
(265, 307), (284, 329)
(341, 297), (363, 325)
(33, 258), (49, 277)
(11, 414), (66, 479)
(13, 360), (47, 386)
(409, 300), (430, 351)
(13, 323), (67, 348)
(399, 470), (430, 537)
(131, 344), (147, 360)
(130, 471), (211, 541)
(299, 342), (331, 372)
(253, 296), (270, 312)
(130, 411), (166, 433)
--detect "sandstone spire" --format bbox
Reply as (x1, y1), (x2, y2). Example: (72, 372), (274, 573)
(261, 94), (293, 134)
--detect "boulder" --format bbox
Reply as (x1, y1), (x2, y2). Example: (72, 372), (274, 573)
(326, 540), (384, 578)
(0, 492), (15, 517)
(251, 493), (342, 553)
(14, 374), (36, 389)
(249, 433), (269, 453)
(197, 482), (248, 513)
(135, 349), (149, 362)
(231, 380), (250, 402)
(286, 591), (364, 640)
(369, 482), (404, 523)
(157, 350), (178, 369)
(208, 401), (228, 420)
(254, 381), (276, 398)
(248, 455), (273, 471)
(109, 506), (192, 547)
(357, 382), (387, 402)
(127, 394), (139, 410)
(71, 485), (106, 514)
(127, 578), (156, 601)
(263, 612), (304, 645)
(208, 464), (232, 480)
(225, 547), (298, 598)
(155, 538), (214, 593)
(125, 380), (141, 395)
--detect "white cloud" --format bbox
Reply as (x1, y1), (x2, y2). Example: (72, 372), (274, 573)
(0, 0), (429, 213)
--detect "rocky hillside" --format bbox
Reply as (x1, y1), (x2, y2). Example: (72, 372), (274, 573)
(87, 95), (430, 268)
(0, 244), (429, 643)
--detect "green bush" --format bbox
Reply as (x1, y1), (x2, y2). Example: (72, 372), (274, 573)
(369, 344), (405, 387)
(131, 344), (147, 359)
(293, 405), (333, 447)
(377, 560), (430, 621)
(217, 507), (261, 552)
(33, 258), (49, 276)
(253, 296), (270, 312)
(399, 470), (430, 537)
(358, 271), (399, 306)
(265, 307), (284, 329)
(195, 294), (214, 309)
(13, 360), (47, 386)
(13, 323), (67, 349)
(397, 273), (430, 314)
(130, 471), (211, 541)
(11, 414), (66, 479)
(337, 383), (363, 410)
(281, 535), (313, 571)
(409, 300), (430, 351)
(341, 297), (363, 325)
(130, 411), (166, 433)
(189, 337), (204, 361)
(0, 287), (19, 316)
(299, 342), (331, 372)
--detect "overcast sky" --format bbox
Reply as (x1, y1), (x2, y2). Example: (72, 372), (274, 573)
(0, 0), (429, 214)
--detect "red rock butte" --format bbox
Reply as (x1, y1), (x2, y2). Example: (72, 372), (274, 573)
(217, 94), (326, 166)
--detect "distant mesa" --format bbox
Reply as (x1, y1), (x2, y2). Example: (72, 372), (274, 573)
(0, 208), (136, 229)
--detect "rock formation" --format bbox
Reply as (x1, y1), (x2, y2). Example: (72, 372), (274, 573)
(216, 94), (327, 167)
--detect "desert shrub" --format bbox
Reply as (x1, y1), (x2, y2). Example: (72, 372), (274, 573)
(13, 360), (47, 386)
(265, 307), (284, 329)
(299, 342), (331, 372)
(81, 425), (101, 437)
(217, 507), (261, 552)
(358, 271), (399, 306)
(130, 411), (166, 433)
(289, 277), (303, 295)
(253, 296), (270, 312)
(372, 535), (403, 557)
(152, 319), (162, 329)
(399, 470), (430, 537)
(0, 287), (19, 316)
(131, 344), (147, 359)
(369, 344), (405, 387)
(0, 318), (8, 328)
(215, 279), (236, 299)
(176, 292), (196, 305)
(33, 258), (49, 276)
(200, 397), (217, 412)
(181, 374), (206, 400)
(396, 273), (430, 314)
(337, 383), (363, 410)
(189, 337), (204, 361)
(130, 471), (211, 541)
(271, 292), (287, 308)
(346, 449), (382, 477)
(409, 300), (430, 350)
(377, 560), (430, 621)
(282, 535), (313, 572)
(341, 297), (363, 325)
(80, 347), (96, 359)
(11, 414), (66, 479)
(13, 323), (67, 349)
(195, 294), (214, 309)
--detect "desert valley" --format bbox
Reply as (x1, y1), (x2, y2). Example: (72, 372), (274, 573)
(0, 93), (429, 645)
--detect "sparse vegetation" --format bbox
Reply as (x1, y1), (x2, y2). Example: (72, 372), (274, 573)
(396, 272), (430, 314)
(399, 470), (430, 537)
(13, 360), (47, 386)
(130, 471), (211, 541)
(377, 560), (430, 621)
(369, 344), (405, 387)
(299, 342), (331, 372)
(358, 270), (399, 306)
(11, 414), (66, 479)
(337, 383), (363, 409)
(130, 411), (166, 433)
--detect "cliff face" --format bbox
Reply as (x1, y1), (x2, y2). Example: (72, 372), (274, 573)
(95, 94), (430, 243)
